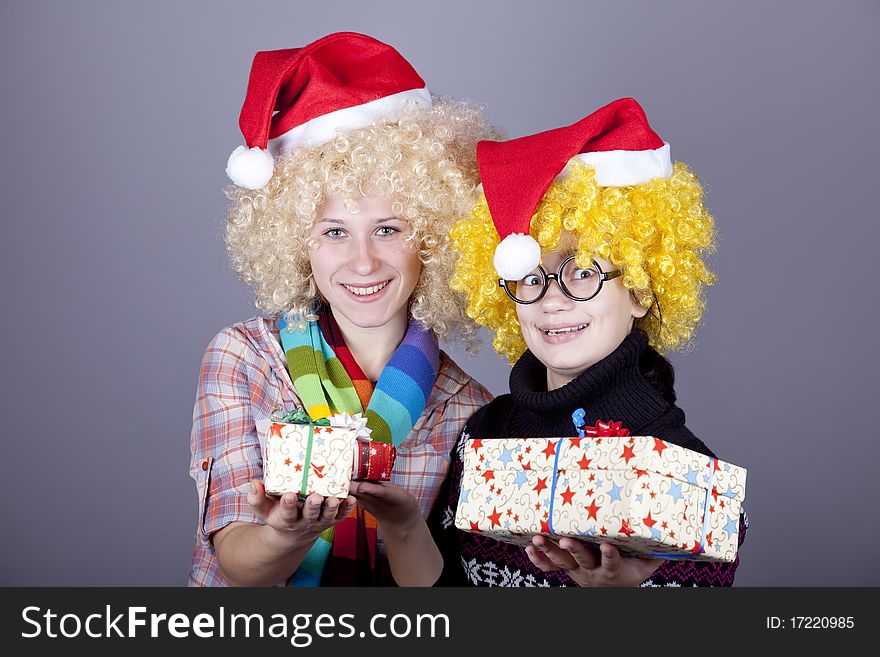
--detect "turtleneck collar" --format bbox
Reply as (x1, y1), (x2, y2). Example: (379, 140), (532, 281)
(508, 330), (672, 435)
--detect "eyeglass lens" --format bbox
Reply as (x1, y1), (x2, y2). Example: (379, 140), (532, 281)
(504, 259), (602, 302)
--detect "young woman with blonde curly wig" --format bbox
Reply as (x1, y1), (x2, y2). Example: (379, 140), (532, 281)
(188, 33), (497, 587)
(430, 98), (747, 587)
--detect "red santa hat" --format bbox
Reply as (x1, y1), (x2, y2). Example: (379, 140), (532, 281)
(479, 98), (673, 280)
(226, 32), (431, 189)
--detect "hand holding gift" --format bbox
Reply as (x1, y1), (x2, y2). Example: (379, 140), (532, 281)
(348, 480), (423, 535)
(243, 410), (391, 556)
(522, 411), (666, 585)
(349, 479), (443, 586)
(246, 480), (355, 541)
(525, 536), (663, 587)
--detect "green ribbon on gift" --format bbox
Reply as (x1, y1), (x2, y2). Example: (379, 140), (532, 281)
(275, 409), (331, 498)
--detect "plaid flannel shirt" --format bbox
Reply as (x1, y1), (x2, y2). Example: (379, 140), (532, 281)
(188, 316), (492, 586)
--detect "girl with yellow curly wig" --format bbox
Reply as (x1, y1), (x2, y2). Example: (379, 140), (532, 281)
(431, 98), (747, 587)
(188, 33), (496, 588)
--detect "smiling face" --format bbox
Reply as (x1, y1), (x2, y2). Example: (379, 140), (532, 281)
(308, 195), (422, 331)
(515, 241), (648, 390)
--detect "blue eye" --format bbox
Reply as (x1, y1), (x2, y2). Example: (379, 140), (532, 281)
(323, 228), (345, 238)
(376, 226), (399, 236)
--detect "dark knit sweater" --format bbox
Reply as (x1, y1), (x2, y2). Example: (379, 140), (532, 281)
(430, 331), (747, 587)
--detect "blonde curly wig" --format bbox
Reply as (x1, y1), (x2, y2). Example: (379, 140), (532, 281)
(225, 96), (497, 342)
(450, 160), (717, 363)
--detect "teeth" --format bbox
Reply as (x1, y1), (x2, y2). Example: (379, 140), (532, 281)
(344, 281), (389, 296)
(544, 324), (588, 336)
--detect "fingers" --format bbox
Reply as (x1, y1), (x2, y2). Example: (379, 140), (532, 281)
(595, 543), (661, 571)
(348, 483), (380, 517)
(320, 495), (351, 523)
(299, 493), (325, 522)
(528, 535), (579, 572)
(275, 493), (303, 525)
(598, 542), (622, 573)
(246, 480), (276, 521)
(349, 480), (389, 499)
(252, 480), (354, 534)
(525, 545), (558, 571)
(524, 536), (667, 587)
(596, 543), (664, 585)
(278, 492), (354, 530)
(558, 538), (601, 570)
(335, 496), (356, 521)
(349, 481), (418, 522)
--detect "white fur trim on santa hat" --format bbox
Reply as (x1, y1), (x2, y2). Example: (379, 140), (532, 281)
(268, 88), (432, 157)
(226, 145), (275, 189)
(561, 142), (672, 186)
(494, 233), (541, 281)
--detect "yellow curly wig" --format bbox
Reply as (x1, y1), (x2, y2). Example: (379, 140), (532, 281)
(225, 96), (497, 342)
(450, 160), (717, 362)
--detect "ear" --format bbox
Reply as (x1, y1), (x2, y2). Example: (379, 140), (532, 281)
(306, 271), (325, 302)
(629, 291), (650, 319)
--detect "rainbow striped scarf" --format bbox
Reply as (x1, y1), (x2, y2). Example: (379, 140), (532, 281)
(278, 309), (439, 586)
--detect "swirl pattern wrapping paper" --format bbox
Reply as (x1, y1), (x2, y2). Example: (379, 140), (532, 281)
(455, 436), (746, 563)
(263, 422), (358, 498)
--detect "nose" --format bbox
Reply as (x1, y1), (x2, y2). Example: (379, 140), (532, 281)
(539, 277), (575, 312)
(351, 236), (381, 276)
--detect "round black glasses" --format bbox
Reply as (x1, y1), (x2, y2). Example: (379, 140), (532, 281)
(499, 256), (621, 304)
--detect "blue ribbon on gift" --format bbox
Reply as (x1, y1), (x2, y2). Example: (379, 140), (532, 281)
(647, 462), (715, 559)
(547, 438), (565, 535)
(572, 409), (586, 438)
(544, 409), (592, 534)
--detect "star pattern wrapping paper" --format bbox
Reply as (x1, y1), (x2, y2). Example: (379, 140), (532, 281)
(263, 422), (358, 498)
(454, 436), (746, 563)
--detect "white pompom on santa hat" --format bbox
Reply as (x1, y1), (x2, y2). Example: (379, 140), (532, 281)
(477, 98), (673, 281)
(226, 146), (275, 190)
(226, 32), (432, 190)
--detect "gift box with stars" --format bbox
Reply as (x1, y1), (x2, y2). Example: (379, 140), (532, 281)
(454, 429), (746, 563)
(263, 420), (359, 498)
(260, 411), (395, 498)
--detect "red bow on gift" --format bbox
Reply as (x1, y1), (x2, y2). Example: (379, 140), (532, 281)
(584, 420), (631, 438)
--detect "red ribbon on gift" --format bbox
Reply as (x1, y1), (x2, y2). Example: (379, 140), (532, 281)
(352, 439), (396, 481)
(583, 420), (631, 438)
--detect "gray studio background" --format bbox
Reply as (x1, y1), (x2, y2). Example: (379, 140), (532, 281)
(1, 0), (878, 586)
